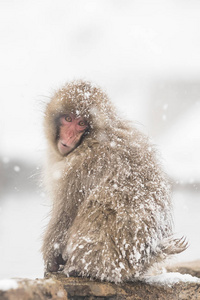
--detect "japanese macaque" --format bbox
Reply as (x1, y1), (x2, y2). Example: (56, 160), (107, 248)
(42, 80), (187, 283)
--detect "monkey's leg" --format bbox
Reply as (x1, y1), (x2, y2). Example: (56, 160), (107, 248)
(61, 197), (141, 282)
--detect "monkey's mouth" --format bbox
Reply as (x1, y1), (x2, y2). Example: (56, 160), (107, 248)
(58, 140), (73, 155)
(61, 142), (68, 147)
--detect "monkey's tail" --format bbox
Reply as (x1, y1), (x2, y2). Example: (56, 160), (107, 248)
(155, 236), (189, 261)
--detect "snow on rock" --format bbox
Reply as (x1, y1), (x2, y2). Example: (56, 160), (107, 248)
(57, 290), (66, 298)
(144, 272), (200, 286)
(0, 279), (18, 291)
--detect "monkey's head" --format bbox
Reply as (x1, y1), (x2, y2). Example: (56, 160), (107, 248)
(44, 80), (118, 156)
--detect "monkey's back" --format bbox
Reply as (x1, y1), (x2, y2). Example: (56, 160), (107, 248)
(52, 133), (173, 283)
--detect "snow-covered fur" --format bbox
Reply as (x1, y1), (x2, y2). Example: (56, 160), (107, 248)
(42, 80), (187, 283)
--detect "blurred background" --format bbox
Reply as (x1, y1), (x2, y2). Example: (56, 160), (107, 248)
(0, 0), (200, 279)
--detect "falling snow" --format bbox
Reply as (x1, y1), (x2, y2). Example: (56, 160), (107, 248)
(14, 166), (20, 172)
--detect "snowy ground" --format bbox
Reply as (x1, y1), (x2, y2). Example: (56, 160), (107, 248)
(0, 188), (199, 280)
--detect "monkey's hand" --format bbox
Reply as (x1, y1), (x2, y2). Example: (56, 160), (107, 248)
(46, 253), (66, 273)
(42, 221), (68, 274)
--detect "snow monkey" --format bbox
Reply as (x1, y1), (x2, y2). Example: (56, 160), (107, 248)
(42, 80), (187, 283)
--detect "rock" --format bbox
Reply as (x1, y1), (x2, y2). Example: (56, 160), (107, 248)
(46, 273), (200, 299)
(0, 277), (68, 300)
(1, 262), (200, 300)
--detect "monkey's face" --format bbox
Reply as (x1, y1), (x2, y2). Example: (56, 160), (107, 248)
(57, 113), (88, 156)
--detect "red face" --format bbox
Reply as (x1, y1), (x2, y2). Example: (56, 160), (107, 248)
(57, 114), (88, 155)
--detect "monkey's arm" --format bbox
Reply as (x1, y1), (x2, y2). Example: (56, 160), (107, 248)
(42, 211), (71, 272)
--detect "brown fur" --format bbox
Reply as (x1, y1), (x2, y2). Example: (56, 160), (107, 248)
(42, 80), (187, 283)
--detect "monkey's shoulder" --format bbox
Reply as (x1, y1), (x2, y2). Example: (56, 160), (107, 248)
(80, 137), (156, 170)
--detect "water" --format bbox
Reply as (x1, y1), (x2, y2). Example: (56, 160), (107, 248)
(0, 192), (49, 279)
(173, 188), (200, 262)
(0, 189), (199, 279)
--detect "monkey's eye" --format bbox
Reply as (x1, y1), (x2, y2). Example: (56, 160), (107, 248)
(79, 120), (87, 127)
(65, 115), (72, 122)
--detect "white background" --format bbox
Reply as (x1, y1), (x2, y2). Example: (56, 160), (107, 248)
(0, 0), (200, 279)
